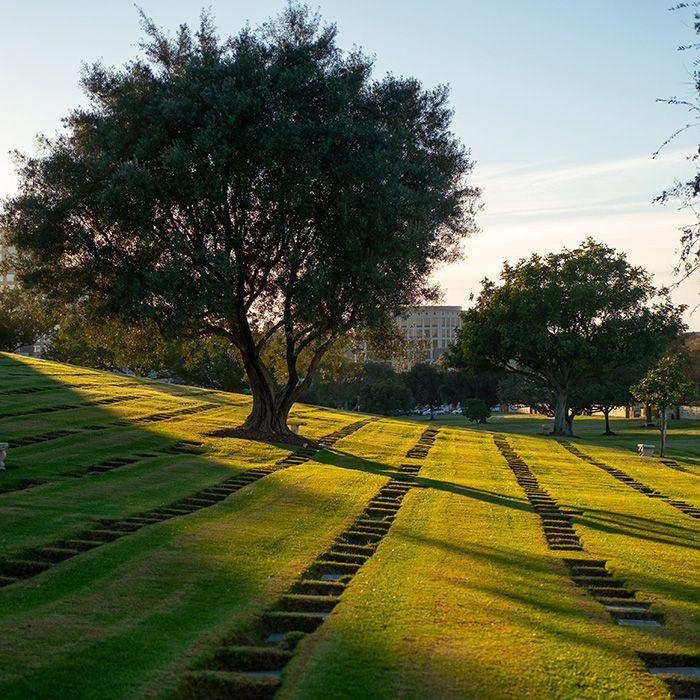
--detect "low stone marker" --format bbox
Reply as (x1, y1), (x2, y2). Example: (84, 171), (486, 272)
(637, 443), (655, 457)
(0, 442), (7, 470)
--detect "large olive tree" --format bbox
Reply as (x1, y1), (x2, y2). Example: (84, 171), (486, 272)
(2, 7), (478, 439)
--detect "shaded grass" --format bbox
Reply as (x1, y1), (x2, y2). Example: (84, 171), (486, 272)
(0, 353), (697, 699)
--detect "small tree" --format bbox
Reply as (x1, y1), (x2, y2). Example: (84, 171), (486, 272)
(450, 239), (685, 436)
(631, 355), (692, 457)
(45, 311), (167, 376)
(168, 336), (246, 392)
(588, 364), (647, 436)
(462, 398), (490, 424)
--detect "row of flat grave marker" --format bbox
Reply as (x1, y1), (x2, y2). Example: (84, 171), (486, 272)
(492, 435), (582, 551)
(637, 652), (700, 700)
(0, 385), (55, 397)
(0, 381), (144, 398)
(559, 442), (700, 520)
(493, 436), (664, 627)
(181, 427), (439, 700)
(405, 427), (440, 458)
(317, 418), (377, 448)
(493, 438), (700, 697)
(0, 392), (151, 420)
(659, 458), (689, 473)
(3, 401), (223, 450)
(0, 419), (372, 590)
(62, 439), (206, 478)
(561, 558), (664, 626)
(112, 401), (222, 426)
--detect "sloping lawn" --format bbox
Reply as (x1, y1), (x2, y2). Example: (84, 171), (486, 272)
(0, 353), (697, 699)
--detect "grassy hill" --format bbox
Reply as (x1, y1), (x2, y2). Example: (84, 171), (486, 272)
(0, 352), (698, 699)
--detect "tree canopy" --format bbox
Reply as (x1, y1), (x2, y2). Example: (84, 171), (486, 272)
(0, 285), (54, 352)
(656, 3), (700, 279)
(450, 239), (685, 435)
(44, 307), (246, 390)
(1, 6), (478, 439)
(632, 354), (693, 456)
(404, 362), (443, 417)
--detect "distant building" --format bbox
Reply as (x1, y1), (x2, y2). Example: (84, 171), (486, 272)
(394, 305), (463, 370)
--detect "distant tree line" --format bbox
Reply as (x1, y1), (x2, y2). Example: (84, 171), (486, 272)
(301, 360), (500, 417)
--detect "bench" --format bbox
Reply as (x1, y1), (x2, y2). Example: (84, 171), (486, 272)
(288, 421), (308, 435)
(637, 443), (655, 457)
(0, 442), (7, 470)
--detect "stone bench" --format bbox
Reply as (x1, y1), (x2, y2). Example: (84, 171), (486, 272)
(637, 443), (655, 457)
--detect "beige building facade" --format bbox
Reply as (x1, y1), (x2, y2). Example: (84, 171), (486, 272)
(394, 305), (463, 370)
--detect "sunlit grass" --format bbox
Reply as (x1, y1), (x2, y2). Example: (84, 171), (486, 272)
(0, 353), (697, 699)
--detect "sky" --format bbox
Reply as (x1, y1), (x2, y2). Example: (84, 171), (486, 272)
(1, 1), (699, 327)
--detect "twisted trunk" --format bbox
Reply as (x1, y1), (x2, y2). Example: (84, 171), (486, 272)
(552, 390), (572, 436)
(602, 407), (615, 435)
(236, 329), (334, 439)
(239, 349), (296, 437)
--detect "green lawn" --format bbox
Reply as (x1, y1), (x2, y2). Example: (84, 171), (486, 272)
(0, 352), (697, 699)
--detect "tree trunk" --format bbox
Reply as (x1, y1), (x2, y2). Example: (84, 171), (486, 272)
(565, 408), (575, 435)
(239, 351), (296, 438)
(602, 408), (615, 436)
(552, 391), (571, 436)
(644, 403), (654, 427)
(659, 407), (667, 457)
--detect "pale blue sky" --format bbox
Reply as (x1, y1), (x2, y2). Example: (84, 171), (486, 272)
(1, 1), (698, 325)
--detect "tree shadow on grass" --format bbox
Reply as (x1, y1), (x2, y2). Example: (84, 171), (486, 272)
(572, 506), (700, 551)
(280, 536), (673, 700)
(322, 446), (531, 512)
(322, 444), (699, 579)
(393, 531), (700, 649)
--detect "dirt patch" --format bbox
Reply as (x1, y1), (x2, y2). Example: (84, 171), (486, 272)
(207, 426), (321, 449)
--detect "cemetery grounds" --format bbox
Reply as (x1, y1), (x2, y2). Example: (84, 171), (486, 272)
(0, 352), (698, 699)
